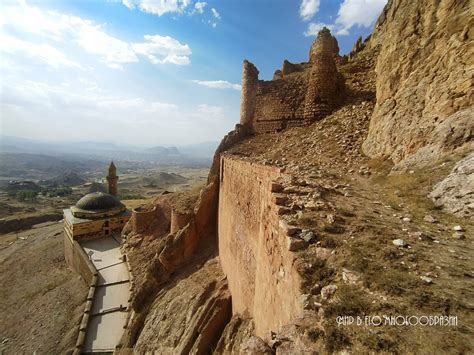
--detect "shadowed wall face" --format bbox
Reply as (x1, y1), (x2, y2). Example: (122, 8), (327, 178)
(218, 156), (302, 338)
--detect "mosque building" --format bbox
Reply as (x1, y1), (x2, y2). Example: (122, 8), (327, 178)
(63, 162), (131, 240)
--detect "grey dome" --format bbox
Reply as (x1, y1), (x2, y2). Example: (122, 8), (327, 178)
(75, 192), (124, 211)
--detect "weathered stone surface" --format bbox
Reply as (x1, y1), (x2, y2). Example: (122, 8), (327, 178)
(315, 247), (332, 260)
(393, 239), (407, 247)
(281, 59), (304, 77)
(342, 268), (360, 284)
(348, 36), (365, 60)
(218, 156), (303, 338)
(279, 220), (300, 236)
(158, 178), (218, 273)
(238, 27), (344, 135)
(241, 336), (273, 354)
(215, 316), (255, 354)
(309, 28), (339, 63)
(363, 0), (473, 165)
(429, 153), (474, 218)
(240, 60), (259, 129)
(321, 284), (337, 301)
(287, 237), (308, 252)
(134, 258), (231, 354)
(424, 215), (437, 223)
(304, 27), (345, 121)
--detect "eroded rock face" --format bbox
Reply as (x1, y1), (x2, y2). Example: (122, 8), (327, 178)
(363, 0), (473, 165)
(134, 258), (231, 354)
(429, 153), (474, 218)
(214, 317), (256, 353)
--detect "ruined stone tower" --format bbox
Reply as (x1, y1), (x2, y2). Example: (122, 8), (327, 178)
(309, 28), (339, 63)
(304, 27), (344, 120)
(106, 161), (118, 196)
(239, 59), (259, 132)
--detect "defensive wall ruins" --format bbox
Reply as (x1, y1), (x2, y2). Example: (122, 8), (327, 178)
(218, 155), (303, 338)
(240, 27), (345, 134)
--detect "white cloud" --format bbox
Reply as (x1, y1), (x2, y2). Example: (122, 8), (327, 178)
(0, 33), (83, 68)
(303, 0), (387, 36)
(122, 0), (191, 16)
(198, 104), (223, 116)
(299, 0), (320, 21)
(303, 22), (334, 37)
(0, 1), (191, 69)
(132, 35), (191, 65)
(194, 2), (207, 14)
(2, 78), (178, 121)
(336, 0), (387, 33)
(211, 8), (220, 19)
(192, 80), (241, 91)
(1, 77), (234, 145)
(122, 0), (134, 9)
(0, 2), (73, 41)
(75, 24), (138, 68)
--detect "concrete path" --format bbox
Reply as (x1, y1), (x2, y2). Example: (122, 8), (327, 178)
(80, 235), (130, 353)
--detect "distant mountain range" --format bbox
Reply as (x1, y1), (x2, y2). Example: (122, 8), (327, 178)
(0, 135), (219, 163)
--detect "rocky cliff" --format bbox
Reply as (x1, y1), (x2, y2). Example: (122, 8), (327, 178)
(363, 0), (473, 167)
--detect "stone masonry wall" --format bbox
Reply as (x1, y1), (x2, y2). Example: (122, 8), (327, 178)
(240, 60), (259, 130)
(218, 156), (302, 338)
(253, 78), (309, 133)
(304, 27), (345, 120)
(131, 206), (158, 234)
(240, 27), (344, 134)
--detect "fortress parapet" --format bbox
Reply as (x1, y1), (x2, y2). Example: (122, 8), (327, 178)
(170, 209), (193, 234)
(239, 27), (345, 134)
(131, 206), (157, 234)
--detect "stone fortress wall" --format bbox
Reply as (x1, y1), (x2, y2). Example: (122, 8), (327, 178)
(240, 27), (345, 134)
(129, 200), (172, 236)
(131, 206), (158, 234)
(218, 155), (303, 338)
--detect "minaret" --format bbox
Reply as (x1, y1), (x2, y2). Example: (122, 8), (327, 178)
(106, 161), (118, 196)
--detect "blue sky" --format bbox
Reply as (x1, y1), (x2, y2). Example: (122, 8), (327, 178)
(0, 0), (386, 146)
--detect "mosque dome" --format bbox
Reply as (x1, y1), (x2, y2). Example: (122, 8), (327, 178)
(71, 192), (125, 218)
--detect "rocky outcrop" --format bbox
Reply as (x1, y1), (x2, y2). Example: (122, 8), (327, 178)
(429, 152), (474, 218)
(215, 317), (258, 354)
(348, 36), (365, 60)
(363, 0), (473, 165)
(158, 179), (218, 273)
(134, 258), (231, 354)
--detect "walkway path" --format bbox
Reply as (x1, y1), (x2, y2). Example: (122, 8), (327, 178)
(80, 235), (130, 353)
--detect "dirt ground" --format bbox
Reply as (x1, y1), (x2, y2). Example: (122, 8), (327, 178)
(0, 222), (87, 355)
